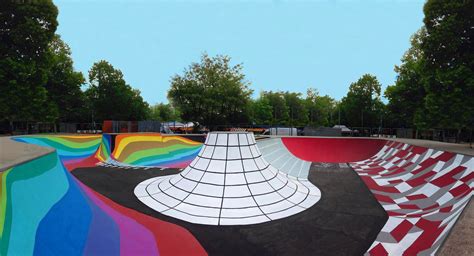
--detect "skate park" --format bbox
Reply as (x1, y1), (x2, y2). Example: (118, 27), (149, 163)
(2, 0), (473, 255)
(1, 132), (472, 255)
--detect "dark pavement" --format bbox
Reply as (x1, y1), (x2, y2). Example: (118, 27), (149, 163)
(73, 163), (387, 256)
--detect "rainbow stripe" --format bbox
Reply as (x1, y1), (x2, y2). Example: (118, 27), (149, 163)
(109, 134), (202, 168)
(13, 135), (102, 170)
(13, 134), (203, 170)
(1, 136), (207, 255)
(95, 133), (113, 162)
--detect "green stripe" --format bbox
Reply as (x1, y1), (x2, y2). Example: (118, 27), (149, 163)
(122, 144), (200, 164)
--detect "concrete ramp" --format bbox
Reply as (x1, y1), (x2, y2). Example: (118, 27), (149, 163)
(96, 133), (203, 168)
(135, 132), (321, 225)
(13, 133), (204, 171)
(282, 137), (386, 162)
(257, 137), (311, 178)
(5, 134), (472, 255)
(351, 141), (473, 255)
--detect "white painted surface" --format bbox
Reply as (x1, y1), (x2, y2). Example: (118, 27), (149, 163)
(135, 132), (321, 225)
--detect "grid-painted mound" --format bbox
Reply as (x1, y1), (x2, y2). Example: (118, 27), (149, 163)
(135, 132), (321, 225)
(257, 137), (311, 178)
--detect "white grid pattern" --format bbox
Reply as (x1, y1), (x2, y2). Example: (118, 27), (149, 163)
(257, 138), (312, 178)
(135, 132), (321, 225)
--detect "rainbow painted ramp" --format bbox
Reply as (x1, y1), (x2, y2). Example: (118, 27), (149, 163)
(2, 134), (472, 255)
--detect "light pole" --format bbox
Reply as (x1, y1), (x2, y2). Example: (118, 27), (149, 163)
(338, 106), (341, 125)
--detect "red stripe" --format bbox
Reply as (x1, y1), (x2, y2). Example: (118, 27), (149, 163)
(390, 220), (414, 242)
(281, 137), (386, 162)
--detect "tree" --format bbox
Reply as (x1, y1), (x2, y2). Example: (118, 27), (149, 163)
(86, 61), (149, 122)
(283, 91), (308, 126)
(248, 95), (273, 125)
(420, 0), (474, 130)
(44, 35), (87, 122)
(168, 53), (252, 128)
(340, 74), (384, 127)
(305, 88), (336, 127)
(385, 28), (427, 128)
(0, 1), (59, 124)
(261, 91), (289, 125)
(149, 103), (180, 122)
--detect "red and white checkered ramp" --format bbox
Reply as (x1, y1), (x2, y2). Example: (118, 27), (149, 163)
(351, 141), (473, 255)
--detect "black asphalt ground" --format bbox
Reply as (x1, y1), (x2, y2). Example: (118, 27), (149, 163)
(72, 163), (387, 256)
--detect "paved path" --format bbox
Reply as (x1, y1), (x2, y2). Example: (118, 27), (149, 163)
(438, 199), (474, 256)
(0, 136), (54, 172)
(388, 138), (474, 156)
(73, 163), (387, 255)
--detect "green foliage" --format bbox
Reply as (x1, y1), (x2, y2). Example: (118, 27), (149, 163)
(283, 92), (309, 126)
(385, 29), (427, 128)
(420, 0), (474, 129)
(45, 35), (87, 122)
(305, 88), (336, 127)
(0, 1), (59, 122)
(385, 0), (474, 130)
(168, 53), (253, 127)
(2, 0), (470, 133)
(149, 103), (181, 122)
(260, 91), (289, 125)
(341, 74), (384, 127)
(86, 61), (149, 122)
(248, 95), (273, 125)
(248, 89), (336, 127)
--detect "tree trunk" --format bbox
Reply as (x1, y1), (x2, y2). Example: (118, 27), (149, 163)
(9, 120), (13, 135)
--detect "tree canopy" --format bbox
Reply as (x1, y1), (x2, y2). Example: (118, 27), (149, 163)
(385, 28), (427, 128)
(168, 53), (253, 127)
(385, 0), (474, 131)
(149, 103), (181, 122)
(0, 1), (59, 122)
(45, 35), (87, 122)
(86, 61), (149, 122)
(260, 91), (290, 125)
(248, 95), (273, 125)
(0, 0), (472, 137)
(420, 0), (474, 129)
(305, 88), (336, 127)
(340, 74), (384, 127)
(283, 92), (309, 127)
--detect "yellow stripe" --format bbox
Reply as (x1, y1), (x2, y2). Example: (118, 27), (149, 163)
(0, 169), (12, 238)
(113, 135), (163, 159)
(162, 136), (201, 145)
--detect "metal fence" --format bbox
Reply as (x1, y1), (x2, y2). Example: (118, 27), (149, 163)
(0, 121), (57, 135)
(59, 123), (102, 134)
(1, 120), (472, 145)
(346, 127), (472, 144)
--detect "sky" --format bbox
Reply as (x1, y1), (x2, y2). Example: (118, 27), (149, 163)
(55, 0), (425, 105)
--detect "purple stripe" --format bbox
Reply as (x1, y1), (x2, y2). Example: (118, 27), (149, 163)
(79, 183), (160, 256)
